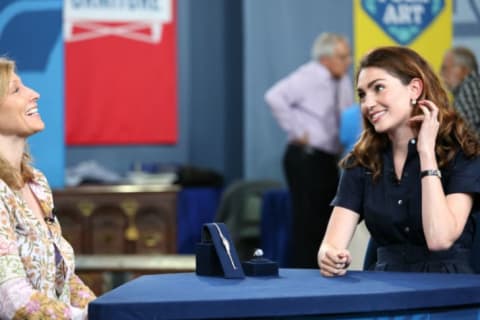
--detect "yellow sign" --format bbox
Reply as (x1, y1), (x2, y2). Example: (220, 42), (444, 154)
(354, 0), (452, 76)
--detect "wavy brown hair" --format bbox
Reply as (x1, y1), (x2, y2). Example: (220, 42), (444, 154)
(341, 46), (480, 181)
(0, 57), (34, 189)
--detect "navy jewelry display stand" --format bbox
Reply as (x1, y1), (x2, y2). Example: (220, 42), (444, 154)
(195, 223), (245, 279)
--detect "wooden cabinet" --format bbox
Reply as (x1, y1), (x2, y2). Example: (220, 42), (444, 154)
(53, 185), (179, 255)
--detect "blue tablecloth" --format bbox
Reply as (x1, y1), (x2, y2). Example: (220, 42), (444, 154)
(89, 269), (480, 319)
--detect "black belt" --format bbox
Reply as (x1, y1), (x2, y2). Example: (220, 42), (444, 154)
(377, 243), (471, 265)
(288, 142), (334, 157)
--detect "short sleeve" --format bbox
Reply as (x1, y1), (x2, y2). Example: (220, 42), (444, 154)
(330, 165), (365, 217)
(445, 152), (480, 195)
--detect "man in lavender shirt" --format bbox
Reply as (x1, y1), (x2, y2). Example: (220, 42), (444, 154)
(265, 33), (354, 268)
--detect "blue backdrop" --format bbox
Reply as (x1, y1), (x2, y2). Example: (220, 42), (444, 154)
(0, 0), (478, 188)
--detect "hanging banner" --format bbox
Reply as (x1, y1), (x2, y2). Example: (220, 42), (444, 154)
(354, 0), (452, 75)
(64, 0), (177, 145)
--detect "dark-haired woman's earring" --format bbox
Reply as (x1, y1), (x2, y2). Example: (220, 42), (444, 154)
(411, 99), (417, 106)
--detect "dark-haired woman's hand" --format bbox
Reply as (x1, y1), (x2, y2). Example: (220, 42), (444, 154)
(409, 99), (439, 157)
(318, 245), (351, 277)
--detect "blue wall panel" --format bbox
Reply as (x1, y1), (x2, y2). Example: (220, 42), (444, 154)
(243, 0), (354, 183)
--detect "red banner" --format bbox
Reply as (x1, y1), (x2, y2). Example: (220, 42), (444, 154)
(64, 0), (177, 145)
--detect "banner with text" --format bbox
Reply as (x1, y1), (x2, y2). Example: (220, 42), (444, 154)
(354, 0), (452, 76)
(64, 0), (177, 145)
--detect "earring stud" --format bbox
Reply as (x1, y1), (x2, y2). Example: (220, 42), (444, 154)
(411, 99), (417, 106)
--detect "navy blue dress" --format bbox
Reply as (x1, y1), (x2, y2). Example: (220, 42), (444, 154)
(332, 139), (480, 273)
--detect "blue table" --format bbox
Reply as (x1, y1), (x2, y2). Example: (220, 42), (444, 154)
(89, 269), (480, 319)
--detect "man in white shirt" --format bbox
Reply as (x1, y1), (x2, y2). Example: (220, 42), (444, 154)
(265, 32), (354, 268)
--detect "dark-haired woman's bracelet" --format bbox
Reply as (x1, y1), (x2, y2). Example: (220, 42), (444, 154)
(420, 169), (442, 179)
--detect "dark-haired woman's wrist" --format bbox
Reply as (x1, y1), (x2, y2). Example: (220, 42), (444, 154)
(418, 150), (437, 170)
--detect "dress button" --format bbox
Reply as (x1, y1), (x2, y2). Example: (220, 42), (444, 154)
(404, 226), (410, 233)
(398, 199), (403, 205)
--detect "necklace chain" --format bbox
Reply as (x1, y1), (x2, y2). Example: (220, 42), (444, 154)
(213, 223), (237, 269)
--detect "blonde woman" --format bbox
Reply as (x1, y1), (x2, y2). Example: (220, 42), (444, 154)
(0, 58), (95, 319)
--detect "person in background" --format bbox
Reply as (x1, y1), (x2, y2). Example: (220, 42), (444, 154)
(340, 103), (362, 157)
(441, 46), (480, 135)
(0, 57), (95, 319)
(318, 46), (480, 277)
(265, 32), (354, 268)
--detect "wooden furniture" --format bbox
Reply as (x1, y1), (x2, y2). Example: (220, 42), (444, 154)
(53, 185), (180, 255)
(53, 185), (182, 294)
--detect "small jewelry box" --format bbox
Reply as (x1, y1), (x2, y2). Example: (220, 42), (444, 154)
(241, 249), (279, 277)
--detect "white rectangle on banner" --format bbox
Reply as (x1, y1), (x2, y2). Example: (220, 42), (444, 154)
(63, 0), (172, 43)
(64, 0), (171, 23)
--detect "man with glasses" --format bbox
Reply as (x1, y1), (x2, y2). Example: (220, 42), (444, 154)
(441, 46), (480, 135)
(265, 32), (354, 268)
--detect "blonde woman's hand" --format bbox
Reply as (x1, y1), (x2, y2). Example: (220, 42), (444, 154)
(409, 99), (440, 156)
(318, 246), (351, 277)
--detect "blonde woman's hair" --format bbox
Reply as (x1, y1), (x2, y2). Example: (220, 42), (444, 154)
(0, 57), (34, 189)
